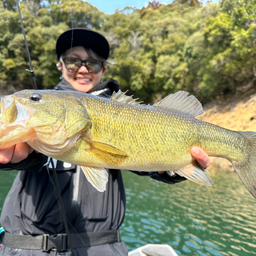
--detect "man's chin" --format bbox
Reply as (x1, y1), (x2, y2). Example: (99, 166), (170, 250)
(74, 83), (94, 93)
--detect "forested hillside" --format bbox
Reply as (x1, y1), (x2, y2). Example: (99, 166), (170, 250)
(0, 0), (255, 103)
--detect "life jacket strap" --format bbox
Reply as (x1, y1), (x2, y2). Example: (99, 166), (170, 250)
(2, 230), (121, 252)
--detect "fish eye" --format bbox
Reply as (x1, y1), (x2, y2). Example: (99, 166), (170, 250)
(29, 92), (42, 102)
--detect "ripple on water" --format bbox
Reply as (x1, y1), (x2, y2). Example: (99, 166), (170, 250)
(14, 169), (256, 256)
(185, 240), (201, 250)
(2, 168), (256, 255)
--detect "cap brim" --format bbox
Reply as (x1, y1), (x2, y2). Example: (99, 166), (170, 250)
(56, 28), (109, 60)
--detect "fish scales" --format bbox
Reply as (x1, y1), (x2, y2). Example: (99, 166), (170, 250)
(0, 89), (255, 198)
(63, 95), (245, 171)
(85, 98), (195, 170)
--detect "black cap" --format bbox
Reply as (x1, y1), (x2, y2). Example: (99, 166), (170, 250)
(56, 28), (110, 60)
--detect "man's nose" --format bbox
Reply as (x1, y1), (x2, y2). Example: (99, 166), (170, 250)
(78, 64), (89, 73)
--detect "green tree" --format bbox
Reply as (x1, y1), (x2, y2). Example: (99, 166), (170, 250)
(1, 0), (255, 104)
(192, 0), (256, 100)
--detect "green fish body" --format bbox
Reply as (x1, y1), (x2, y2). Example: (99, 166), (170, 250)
(0, 90), (255, 198)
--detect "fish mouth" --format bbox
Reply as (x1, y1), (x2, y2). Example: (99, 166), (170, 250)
(0, 94), (36, 149)
(0, 95), (13, 113)
(0, 95), (16, 124)
(0, 95), (33, 126)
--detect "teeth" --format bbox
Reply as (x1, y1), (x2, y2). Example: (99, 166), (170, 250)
(78, 78), (90, 81)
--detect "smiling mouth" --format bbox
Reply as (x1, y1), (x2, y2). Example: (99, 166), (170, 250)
(77, 78), (91, 82)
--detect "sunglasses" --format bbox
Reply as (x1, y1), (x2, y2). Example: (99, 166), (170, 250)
(62, 57), (104, 74)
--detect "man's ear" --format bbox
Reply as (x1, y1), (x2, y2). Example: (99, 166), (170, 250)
(56, 62), (63, 71)
(102, 65), (107, 74)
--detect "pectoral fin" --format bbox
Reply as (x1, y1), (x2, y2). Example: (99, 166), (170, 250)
(172, 163), (213, 186)
(85, 139), (128, 165)
(81, 166), (109, 192)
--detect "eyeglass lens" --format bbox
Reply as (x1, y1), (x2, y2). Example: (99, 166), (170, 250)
(63, 58), (103, 74)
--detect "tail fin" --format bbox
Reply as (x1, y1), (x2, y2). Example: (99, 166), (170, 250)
(233, 131), (256, 199)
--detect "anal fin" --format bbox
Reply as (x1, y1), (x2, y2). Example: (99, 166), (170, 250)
(81, 166), (109, 192)
(172, 163), (213, 186)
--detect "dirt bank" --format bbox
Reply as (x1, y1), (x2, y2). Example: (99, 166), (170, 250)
(197, 86), (256, 171)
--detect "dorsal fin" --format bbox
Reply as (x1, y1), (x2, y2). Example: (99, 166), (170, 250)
(153, 91), (204, 117)
(111, 90), (144, 106)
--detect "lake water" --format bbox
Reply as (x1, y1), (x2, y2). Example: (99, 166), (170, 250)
(1, 169), (256, 255)
(121, 169), (256, 255)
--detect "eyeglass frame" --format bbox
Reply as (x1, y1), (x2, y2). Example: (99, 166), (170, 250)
(62, 57), (104, 74)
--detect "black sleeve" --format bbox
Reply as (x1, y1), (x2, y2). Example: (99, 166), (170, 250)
(148, 172), (186, 184)
(130, 171), (186, 184)
(0, 151), (48, 172)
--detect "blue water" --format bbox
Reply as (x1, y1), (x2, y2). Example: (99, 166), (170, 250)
(121, 169), (256, 255)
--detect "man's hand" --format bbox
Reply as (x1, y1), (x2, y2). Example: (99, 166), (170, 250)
(0, 143), (34, 164)
(190, 146), (210, 168)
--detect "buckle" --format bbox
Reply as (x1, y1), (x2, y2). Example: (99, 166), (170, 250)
(42, 234), (68, 252)
(0, 227), (4, 245)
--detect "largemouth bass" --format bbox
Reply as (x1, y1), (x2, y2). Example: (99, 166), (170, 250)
(0, 90), (256, 198)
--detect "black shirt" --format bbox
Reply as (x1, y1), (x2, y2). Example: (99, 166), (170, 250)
(0, 79), (185, 255)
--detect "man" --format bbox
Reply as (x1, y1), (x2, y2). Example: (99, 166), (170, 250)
(0, 28), (210, 255)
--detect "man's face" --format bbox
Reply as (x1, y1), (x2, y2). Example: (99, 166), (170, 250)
(59, 46), (106, 93)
